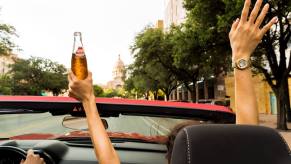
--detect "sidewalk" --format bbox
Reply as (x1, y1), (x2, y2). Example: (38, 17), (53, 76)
(259, 114), (291, 147)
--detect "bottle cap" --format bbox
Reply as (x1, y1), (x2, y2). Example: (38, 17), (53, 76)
(74, 32), (82, 36)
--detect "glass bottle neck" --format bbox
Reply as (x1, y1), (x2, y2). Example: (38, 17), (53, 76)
(73, 32), (84, 54)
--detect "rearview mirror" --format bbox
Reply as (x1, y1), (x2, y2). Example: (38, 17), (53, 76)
(62, 116), (108, 130)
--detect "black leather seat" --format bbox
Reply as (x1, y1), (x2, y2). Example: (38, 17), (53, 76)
(171, 124), (291, 164)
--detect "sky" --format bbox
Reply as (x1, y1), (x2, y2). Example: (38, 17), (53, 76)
(0, 0), (165, 84)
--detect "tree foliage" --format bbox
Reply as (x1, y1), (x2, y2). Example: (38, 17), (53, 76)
(126, 27), (178, 100)
(10, 57), (68, 95)
(93, 85), (104, 97)
(127, 0), (233, 101)
(0, 74), (12, 95)
(0, 22), (18, 55)
(253, 0), (291, 129)
(102, 88), (125, 98)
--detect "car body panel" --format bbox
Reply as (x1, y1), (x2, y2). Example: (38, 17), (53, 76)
(0, 96), (235, 123)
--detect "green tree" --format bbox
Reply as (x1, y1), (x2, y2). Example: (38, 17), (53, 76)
(168, 25), (203, 102)
(10, 57), (68, 95)
(93, 85), (104, 97)
(103, 88), (124, 98)
(129, 27), (178, 100)
(152, 62), (178, 100)
(0, 74), (12, 95)
(43, 60), (68, 95)
(0, 23), (17, 55)
(125, 68), (157, 99)
(174, 0), (233, 102)
(252, 0), (290, 129)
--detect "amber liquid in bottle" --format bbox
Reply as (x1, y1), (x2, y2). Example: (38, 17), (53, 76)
(71, 32), (88, 80)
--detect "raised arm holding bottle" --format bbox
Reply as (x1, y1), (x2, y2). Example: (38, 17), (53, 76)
(68, 32), (120, 164)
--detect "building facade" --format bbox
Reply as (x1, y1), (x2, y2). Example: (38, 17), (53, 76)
(106, 55), (126, 89)
(156, 20), (164, 29)
(164, 0), (186, 29)
(225, 74), (291, 114)
(169, 75), (227, 103)
(0, 54), (18, 75)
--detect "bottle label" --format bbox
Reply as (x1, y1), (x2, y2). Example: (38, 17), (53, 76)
(75, 47), (85, 57)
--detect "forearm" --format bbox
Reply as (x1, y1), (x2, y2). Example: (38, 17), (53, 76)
(82, 96), (120, 164)
(228, 0), (277, 125)
(234, 65), (258, 125)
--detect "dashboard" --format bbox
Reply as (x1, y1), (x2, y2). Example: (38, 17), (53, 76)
(0, 140), (167, 164)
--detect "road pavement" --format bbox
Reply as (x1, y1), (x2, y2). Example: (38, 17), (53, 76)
(259, 114), (291, 147)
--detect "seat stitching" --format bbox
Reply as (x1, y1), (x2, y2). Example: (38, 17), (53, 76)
(183, 128), (191, 164)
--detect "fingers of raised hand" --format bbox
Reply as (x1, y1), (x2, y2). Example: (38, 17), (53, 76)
(254, 3), (270, 27)
(68, 90), (76, 98)
(241, 0), (251, 22)
(230, 18), (240, 37)
(249, 0), (263, 23)
(68, 72), (81, 91)
(68, 83), (78, 97)
(88, 71), (92, 78)
(260, 16), (278, 36)
(68, 71), (77, 82)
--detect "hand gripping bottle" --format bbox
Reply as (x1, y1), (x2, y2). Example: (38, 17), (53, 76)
(71, 32), (88, 80)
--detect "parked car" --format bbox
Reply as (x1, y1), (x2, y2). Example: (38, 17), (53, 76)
(0, 96), (234, 164)
(198, 99), (231, 109)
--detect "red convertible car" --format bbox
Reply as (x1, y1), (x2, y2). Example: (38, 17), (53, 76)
(0, 96), (235, 164)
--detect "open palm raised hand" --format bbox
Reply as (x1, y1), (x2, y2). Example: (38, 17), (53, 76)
(229, 0), (278, 61)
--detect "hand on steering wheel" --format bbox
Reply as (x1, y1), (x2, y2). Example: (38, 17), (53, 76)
(21, 149), (46, 164)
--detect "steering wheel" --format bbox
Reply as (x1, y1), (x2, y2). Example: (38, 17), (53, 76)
(0, 146), (55, 164)
(0, 146), (26, 164)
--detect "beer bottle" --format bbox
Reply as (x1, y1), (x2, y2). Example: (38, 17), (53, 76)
(71, 32), (88, 80)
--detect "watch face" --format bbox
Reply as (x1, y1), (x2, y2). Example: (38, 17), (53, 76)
(238, 59), (248, 69)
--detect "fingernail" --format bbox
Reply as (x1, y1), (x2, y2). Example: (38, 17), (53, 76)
(264, 3), (270, 10)
(236, 18), (239, 22)
(273, 17), (278, 23)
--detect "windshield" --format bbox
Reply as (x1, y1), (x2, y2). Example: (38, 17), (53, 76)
(106, 115), (188, 136)
(0, 113), (193, 139)
(0, 113), (70, 138)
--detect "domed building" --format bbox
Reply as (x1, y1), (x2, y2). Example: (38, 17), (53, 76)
(106, 55), (126, 89)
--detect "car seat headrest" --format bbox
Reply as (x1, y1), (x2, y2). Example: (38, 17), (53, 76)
(171, 124), (291, 164)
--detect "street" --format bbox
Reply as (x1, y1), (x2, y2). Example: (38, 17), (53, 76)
(0, 113), (183, 138)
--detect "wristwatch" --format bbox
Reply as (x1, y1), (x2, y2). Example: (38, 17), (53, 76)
(232, 58), (251, 70)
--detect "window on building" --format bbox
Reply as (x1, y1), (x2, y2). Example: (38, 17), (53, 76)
(184, 90), (188, 101)
(179, 91), (182, 100)
(172, 90), (176, 100)
(208, 79), (215, 99)
(198, 82), (205, 100)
